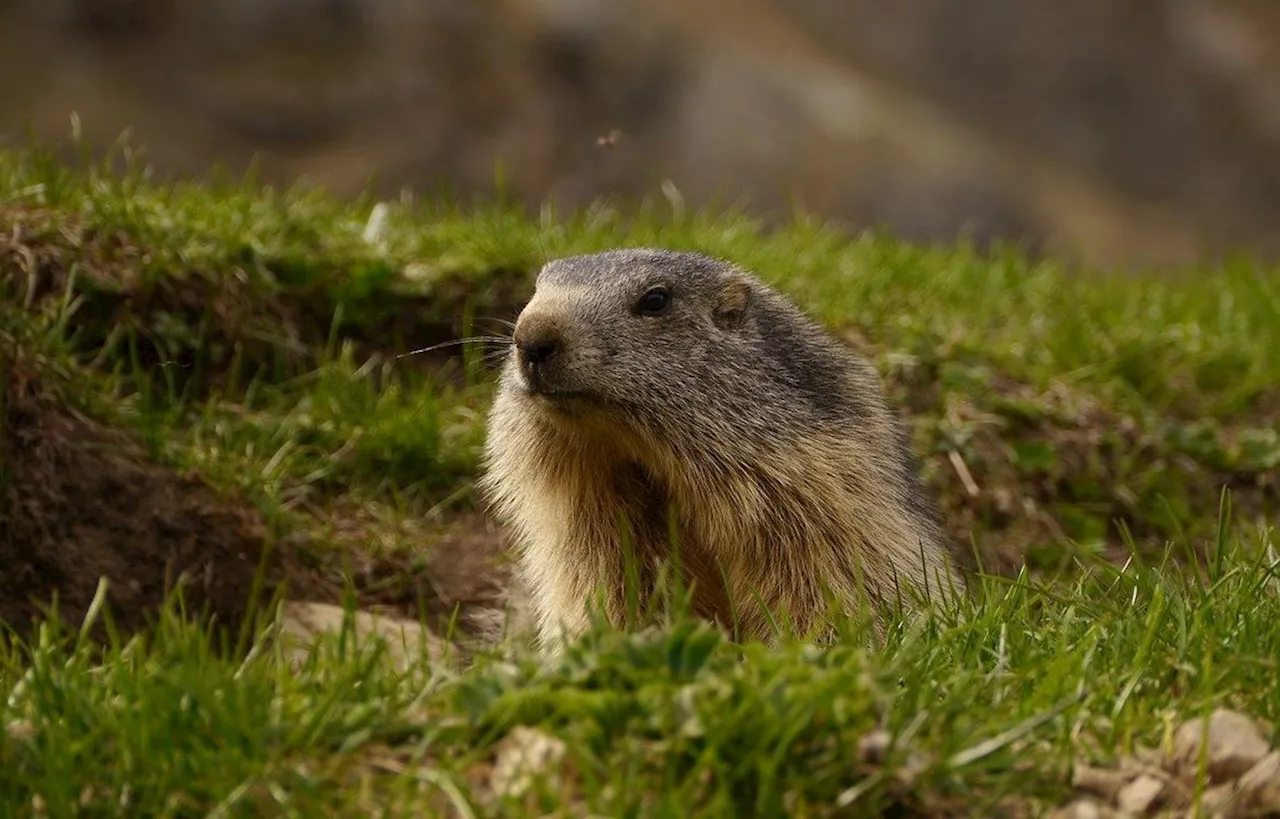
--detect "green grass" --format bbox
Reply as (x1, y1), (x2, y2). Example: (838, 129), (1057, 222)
(1, 141), (1279, 816)
(5, 141), (1278, 424)
(3, 526), (1278, 816)
(3, 141), (1276, 560)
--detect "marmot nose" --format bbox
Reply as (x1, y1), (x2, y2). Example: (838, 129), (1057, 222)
(515, 330), (561, 366)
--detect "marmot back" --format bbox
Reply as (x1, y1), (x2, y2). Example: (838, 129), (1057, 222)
(480, 248), (964, 650)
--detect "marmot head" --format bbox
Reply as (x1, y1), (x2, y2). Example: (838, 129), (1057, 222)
(500, 247), (855, 445)
(503, 248), (751, 420)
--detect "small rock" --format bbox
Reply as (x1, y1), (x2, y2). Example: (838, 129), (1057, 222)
(5, 719), (35, 742)
(1174, 709), (1271, 781)
(1072, 764), (1130, 802)
(1116, 773), (1165, 814)
(1209, 750), (1280, 818)
(1048, 798), (1114, 819)
(1199, 782), (1237, 816)
(489, 726), (569, 801)
(1238, 749), (1280, 791)
(275, 601), (446, 670)
(856, 729), (892, 764)
(1132, 744), (1165, 768)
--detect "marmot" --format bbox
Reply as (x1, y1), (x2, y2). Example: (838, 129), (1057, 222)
(480, 248), (963, 651)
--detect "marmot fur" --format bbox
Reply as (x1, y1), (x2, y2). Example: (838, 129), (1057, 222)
(480, 248), (963, 650)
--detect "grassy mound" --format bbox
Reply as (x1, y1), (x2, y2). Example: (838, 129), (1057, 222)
(2, 144), (1275, 585)
(0, 143), (1277, 815)
(0, 317), (511, 647)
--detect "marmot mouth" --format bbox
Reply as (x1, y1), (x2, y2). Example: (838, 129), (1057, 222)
(525, 386), (597, 404)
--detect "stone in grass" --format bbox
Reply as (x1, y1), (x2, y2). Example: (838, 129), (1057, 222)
(1173, 709), (1272, 782)
(1047, 798), (1121, 819)
(1201, 750), (1280, 818)
(1072, 764), (1131, 802)
(1115, 773), (1165, 814)
(489, 726), (570, 802)
(5, 720), (35, 743)
(274, 601), (446, 670)
(1238, 752), (1280, 805)
(856, 729), (892, 764)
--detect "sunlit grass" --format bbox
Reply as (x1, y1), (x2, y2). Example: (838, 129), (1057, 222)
(1, 141), (1277, 816)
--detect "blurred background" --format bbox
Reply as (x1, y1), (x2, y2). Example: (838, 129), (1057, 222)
(4, 0), (1280, 270)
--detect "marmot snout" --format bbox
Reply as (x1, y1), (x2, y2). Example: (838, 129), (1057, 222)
(508, 302), (597, 399)
(481, 247), (964, 651)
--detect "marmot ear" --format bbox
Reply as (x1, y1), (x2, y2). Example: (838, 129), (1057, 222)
(713, 276), (752, 330)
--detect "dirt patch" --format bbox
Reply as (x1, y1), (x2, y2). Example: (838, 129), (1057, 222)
(282, 502), (520, 646)
(0, 344), (280, 640)
(0, 338), (513, 646)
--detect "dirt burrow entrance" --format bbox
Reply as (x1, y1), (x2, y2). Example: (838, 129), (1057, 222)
(0, 344), (513, 648)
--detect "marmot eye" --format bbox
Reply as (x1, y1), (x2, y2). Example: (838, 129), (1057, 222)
(635, 287), (671, 315)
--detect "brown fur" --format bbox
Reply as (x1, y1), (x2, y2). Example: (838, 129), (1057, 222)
(480, 248), (965, 652)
